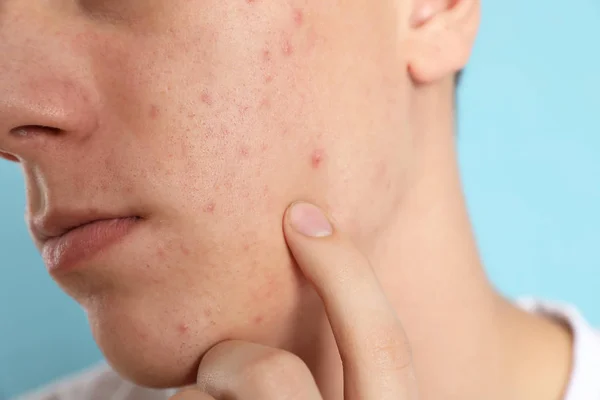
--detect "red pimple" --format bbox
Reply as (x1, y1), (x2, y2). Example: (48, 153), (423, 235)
(149, 104), (160, 119)
(203, 202), (216, 214)
(311, 149), (325, 169)
(178, 323), (189, 335)
(293, 9), (304, 26)
(254, 316), (264, 325)
(240, 146), (250, 157)
(180, 244), (190, 256)
(201, 92), (213, 105)
(265, 74), (273, 83)
(259, 97), (271, 109)
(262, 49), (272, 62)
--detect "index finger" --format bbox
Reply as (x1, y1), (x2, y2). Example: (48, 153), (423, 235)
(283, 202), (418, 400)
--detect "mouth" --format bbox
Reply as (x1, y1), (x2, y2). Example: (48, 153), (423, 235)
(34, 215), (142, 273)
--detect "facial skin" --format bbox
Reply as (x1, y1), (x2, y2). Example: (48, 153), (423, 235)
(1, 0), (421, 387)
(0, 1), (574, 399)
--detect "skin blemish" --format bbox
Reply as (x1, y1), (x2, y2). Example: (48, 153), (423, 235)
(265, 74), (273, 83)
(293, 9), (304, 26)
(262, 49), (272, 62)
(239, 146), (250, 157)
(201, 91), (213, 106)
(180, 244), (190, 256)
(203, 308), (212, 317)
(282, 39), (293, 56)
(178, 323), (189, 335)
(203, 202), (216, 214)
(311, 149), (325, 169)
(374, 161), (388, 184)
(149, 104), (160, 119)
(259, 97), (271, 109)
(261, 143), (269, 152)
(254, 316), (264, 325)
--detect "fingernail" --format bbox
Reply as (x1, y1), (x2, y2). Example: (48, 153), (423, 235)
(289, 202), (333, 238)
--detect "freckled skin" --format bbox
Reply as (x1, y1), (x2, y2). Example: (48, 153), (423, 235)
(1, 0), (412, 389)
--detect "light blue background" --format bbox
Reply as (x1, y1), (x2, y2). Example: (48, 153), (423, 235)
(1, 1), (599, 398)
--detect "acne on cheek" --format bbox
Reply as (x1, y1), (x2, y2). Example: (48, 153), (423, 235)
(177, 323), (190, 335)
(310, 149), (325, 169)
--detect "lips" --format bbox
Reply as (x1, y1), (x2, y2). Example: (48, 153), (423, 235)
(32, 212), (141, 273)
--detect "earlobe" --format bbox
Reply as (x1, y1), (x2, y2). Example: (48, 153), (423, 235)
(406, 0), (480, 84)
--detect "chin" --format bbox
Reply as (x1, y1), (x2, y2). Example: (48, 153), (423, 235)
(88, 306), (219, 388)
(85, 273), (305, 388)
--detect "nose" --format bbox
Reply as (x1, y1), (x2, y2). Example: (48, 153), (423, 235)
(0, 4), (99, 162)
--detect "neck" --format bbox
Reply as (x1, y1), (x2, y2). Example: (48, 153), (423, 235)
(296, 83), (573, 400)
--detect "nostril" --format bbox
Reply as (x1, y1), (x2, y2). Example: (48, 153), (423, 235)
(9, 125), (62, 137)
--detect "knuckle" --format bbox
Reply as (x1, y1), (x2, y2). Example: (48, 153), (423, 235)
(367, 330), (413, 372)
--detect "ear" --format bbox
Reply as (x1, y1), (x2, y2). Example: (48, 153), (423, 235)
(405, 0), (480, 84)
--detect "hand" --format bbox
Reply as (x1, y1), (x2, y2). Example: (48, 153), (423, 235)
(170, 202), (418, 400)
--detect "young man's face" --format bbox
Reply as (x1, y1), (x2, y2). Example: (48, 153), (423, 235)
(0, 0), (463, 388)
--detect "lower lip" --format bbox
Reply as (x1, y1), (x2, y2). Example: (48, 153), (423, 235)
(42, 217), (139, 273)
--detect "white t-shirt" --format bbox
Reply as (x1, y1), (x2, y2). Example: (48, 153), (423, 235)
(15, 300), (600, 400)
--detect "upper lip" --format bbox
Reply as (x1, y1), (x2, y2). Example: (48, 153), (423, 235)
(31, 211), (132, 243)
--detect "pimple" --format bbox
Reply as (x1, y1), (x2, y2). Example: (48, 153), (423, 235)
(293, 9), (304, 26)
(201, 92), (213, 106)
(254, 316), (264, 325)
(157, 248), (166, 259)
(259, 97), (271, 109)
(239, 146), (250, 157)
(243, 243), (250, 251)
(374, 161), (388, 183)
(261, 143), (269, 152)
(262, 49), (272, 62)
(149, 104), (160, 119)
(203, 308), (212, 317)
(180, 244), (190, 256)
(282, 39), (293, 56)
(203, 202), (216, 214)
(265, 74), (273, 83)
(178, 323), (189, 335)
(311, 149), (325, 169)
